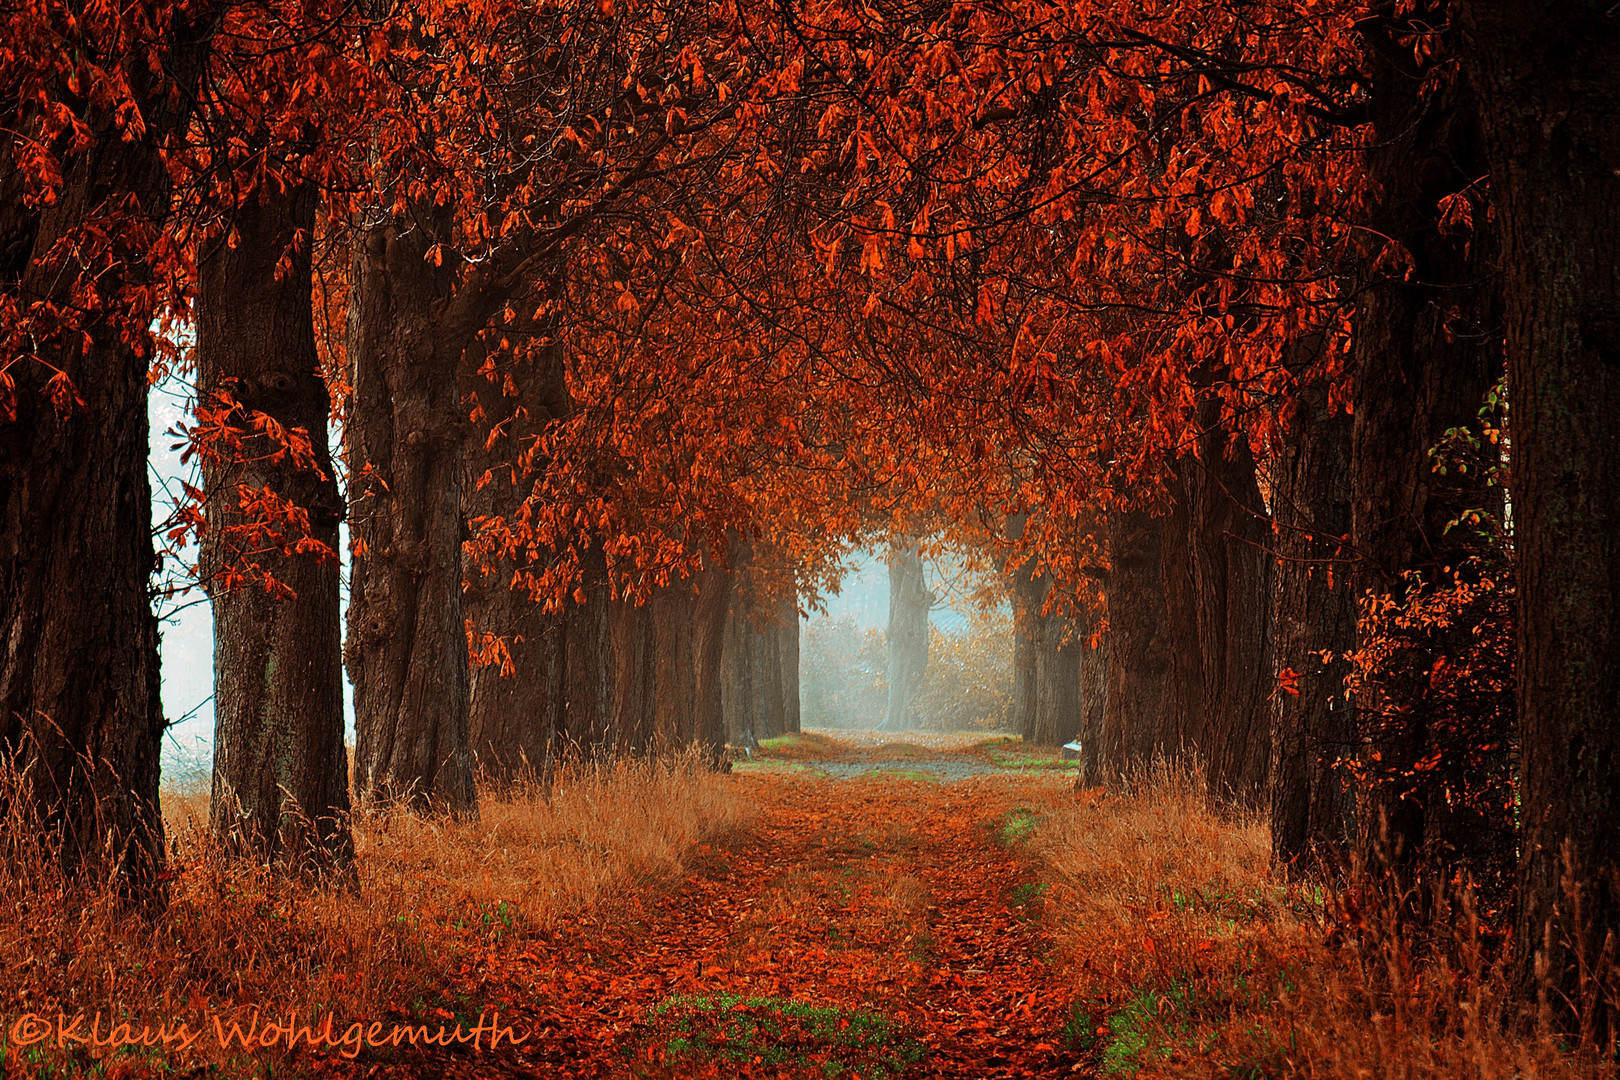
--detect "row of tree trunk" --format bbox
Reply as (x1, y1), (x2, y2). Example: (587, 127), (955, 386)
(721, 553), (802, 748)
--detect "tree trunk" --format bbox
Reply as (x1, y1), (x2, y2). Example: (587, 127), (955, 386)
(1267, 381), (1357, 874)
(882, 540), (931, 731)
(0, 39), (209, 900)
(561, 572), (613, 752)
(779, 594), (801, 735)
(1012, 592), (1038, 739)
(1076, 606), (1108, 782)
(1100, 501), (1183, 776)
(649, 582), (696, 750)
(1458, 0), (1620, 1019)
(195, 184), (352, 871)
(609, 594), (655, 751)
(1012, 568), (1082, 748)
(1349, 15), (1501, 873)
(1, 163), (167, 898)
(468, 599), (563, 784)
(722, 582), (758, 748)
(1179, 412), (1274, 805)
(691, 558), (734, 755)
(345, 210), (476, 815)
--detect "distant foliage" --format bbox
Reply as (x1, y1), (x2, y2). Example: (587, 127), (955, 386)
(799, 611), (1014, 731)
(800, 615), (888, 728)
(914, 612), (1016, 732)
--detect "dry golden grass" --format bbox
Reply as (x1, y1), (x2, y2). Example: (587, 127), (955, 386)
(0, 750), (746, 1077)
(1035, 760), (1618, 1079)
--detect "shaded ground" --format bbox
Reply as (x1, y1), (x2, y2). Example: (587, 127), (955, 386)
(364, 733), (1082, 1079)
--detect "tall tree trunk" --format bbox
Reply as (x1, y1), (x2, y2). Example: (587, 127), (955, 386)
(759, 615), (788, 740)
(691, 558), (734, 755)
(722, 582), (758, 748)
(1158, 474), (1207, 765)
(882, 540), (931, 731)
(1350, 14), (1501, 874)
(1076, 604), (1108, 782)
(1100, 501), (1184, 775)
(345, 209), (476, 815)
(561, 571), (613, 752)
(468, 600), (563, 784)
(649, 582), (696, 750)
(0, 34), (210, 900)
(1268, 381), (1357, 874)
(195, 185), (352, 871)
(609, 594), (654, 751)
(1012, 593), (1038, 739)
(1012, 567), (1082, 748)
(1, 159), (168, 898)
(1180, 413), (1275, 805)
(1458, 0), (1620, 1019)
(779, 594), (801, 735)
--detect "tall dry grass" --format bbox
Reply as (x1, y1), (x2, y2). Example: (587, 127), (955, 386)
(1038, 761), (1618, 1079)
(0, 749), (746, 1076)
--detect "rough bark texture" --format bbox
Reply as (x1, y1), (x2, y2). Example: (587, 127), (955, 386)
(345, 208), (477, 814)
(195, 185), (352, 870)
(561, 573), (613, 751)
(0, 37), (209, 901)
(881, 540), (931, 732)
(1268, 382), (1357, 874)
(1458, 0), (1620, 1015)
(1076, 612), (1108, 782)
(1349, 13), (1501, 871)
(1179, 415), (1275, 805)
(1100, 501), (1182, 775)
(690, 560), (735, 753)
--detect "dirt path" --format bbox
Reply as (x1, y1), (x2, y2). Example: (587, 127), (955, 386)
(426, 763), (1081, 1079)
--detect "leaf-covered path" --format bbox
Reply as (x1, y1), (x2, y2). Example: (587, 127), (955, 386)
(434, 761), (1080, 1079)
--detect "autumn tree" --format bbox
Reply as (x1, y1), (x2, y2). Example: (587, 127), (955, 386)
(1457, 0), (1620, 1023)
(880, 539), (931, 732)
(1, 0), (216, 901)
(1343, 5), (1504, 884)
(183, 0), (377, 870)
(195, 183), (353, 871)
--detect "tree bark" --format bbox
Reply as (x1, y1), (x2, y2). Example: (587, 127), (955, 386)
(779, 594), (801, 735)
(881, 540), (931, 731)
(1268, 381), (1357, 874)
(0, 33), (210, 901)
(1100, 499), (1186, 776)
(690, 558), (734, 754)
(1076, 606), (1108, 782)
(1179, 412), (1275, 805)
(345, 208), (477, 815)
(195, 184), (352, 871)
(609, 594), (655, 751)
(561, 571), (613, 752)
(1458, 0), (1620, 1019)
(1011, 568), (1082, 748)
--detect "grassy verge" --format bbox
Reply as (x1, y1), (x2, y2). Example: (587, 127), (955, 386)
(1031, 762), (1618, 1079)
(971, 735), (1080, 772)
(0, 751), (746, 1078)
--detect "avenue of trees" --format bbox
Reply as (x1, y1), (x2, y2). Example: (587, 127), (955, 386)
(2, 0), (1616, 1035)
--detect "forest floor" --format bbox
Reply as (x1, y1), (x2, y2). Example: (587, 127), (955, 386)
(355, 731), (1084, 1079)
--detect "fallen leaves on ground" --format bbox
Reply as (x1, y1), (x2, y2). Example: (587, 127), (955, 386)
(343, 767), (1079, 1079)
